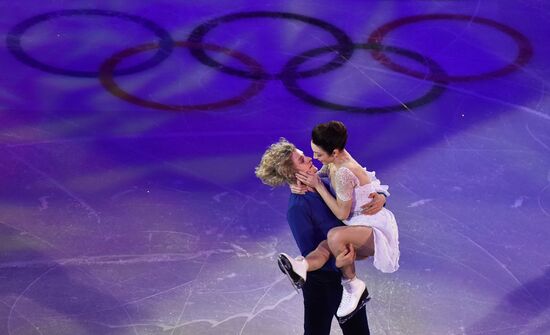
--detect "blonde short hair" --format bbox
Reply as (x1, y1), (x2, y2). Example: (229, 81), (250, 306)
(255, 138), (297, 186)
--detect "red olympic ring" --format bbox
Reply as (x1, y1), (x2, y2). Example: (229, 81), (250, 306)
(99, 41), (266, 111)
(368, 14), (533, 82)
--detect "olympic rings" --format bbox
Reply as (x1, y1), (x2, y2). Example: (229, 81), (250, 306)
(367, 14), (533, 82)
(187, 11), (354, 80)
(6, 10), (533, 112)
(282, 43), (448, 113)
(99, 42), (266, 111)
(6, 9), (174, 78)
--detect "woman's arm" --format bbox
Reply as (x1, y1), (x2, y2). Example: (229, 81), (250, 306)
(315, 181), (353, 220)
(295, 171), (353, 220)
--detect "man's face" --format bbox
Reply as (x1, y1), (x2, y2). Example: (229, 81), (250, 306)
(290, 149), (316, 174)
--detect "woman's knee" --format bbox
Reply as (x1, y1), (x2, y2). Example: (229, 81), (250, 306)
(327, 227), (340, 244)
(327, 228), (347, 251)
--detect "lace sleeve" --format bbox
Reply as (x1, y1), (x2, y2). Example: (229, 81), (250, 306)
(317, 164), (329, 177)
(334, 167), (357, 201)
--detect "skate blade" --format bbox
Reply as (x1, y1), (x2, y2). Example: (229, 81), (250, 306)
(277, 255), (305, 292)
(336, 291), (371, 324)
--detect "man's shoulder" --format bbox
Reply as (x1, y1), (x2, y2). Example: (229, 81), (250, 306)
(288, 191), (321, 204)
(287, 192), (326, 214)
(287, 194), (308, 211)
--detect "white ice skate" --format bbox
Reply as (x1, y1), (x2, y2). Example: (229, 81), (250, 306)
(336, 277), (371, 324)
(277, 253), (308, 291)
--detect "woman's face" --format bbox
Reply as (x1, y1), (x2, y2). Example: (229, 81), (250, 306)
(311, 141), (333, 165)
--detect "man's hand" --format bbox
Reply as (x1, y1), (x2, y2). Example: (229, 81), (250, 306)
(289, 181), (308, 194)
(361, 193), (386, 215)
(335, 243), (356, 268)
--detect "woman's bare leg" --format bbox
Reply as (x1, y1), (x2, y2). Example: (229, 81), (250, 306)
(304, 240), (331, 271)
(327, 226), (374, 279)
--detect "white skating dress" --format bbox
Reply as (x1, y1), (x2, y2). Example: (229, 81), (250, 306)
(331, 166), (400, 273)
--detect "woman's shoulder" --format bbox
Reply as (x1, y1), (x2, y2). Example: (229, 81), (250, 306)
(334, 164), (359, 182)
(337, 162), (371, 185)
(337, 162), (365, 175)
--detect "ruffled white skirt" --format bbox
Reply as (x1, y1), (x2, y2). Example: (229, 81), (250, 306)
(344, 208), (400, 273)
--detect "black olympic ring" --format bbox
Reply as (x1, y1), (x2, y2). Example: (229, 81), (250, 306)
(99, 41), (266, 111)
(6, 10), (533, 113)
(367, 14), (533, 82)
(282, 43), (448, 113)
(187, 11), (354, 80)
(6, 9), (174, 78)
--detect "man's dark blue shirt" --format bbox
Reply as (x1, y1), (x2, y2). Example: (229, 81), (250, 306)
(284, 179), (372, 334)
(286, 180), (342, 272)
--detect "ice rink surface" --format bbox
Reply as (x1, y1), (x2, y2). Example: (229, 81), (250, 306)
(0, 1), (549, 334)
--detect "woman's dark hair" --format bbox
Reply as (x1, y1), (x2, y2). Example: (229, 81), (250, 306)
(311, 121), (347, 155)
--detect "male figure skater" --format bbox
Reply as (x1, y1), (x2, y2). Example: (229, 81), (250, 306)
(255, 138), (388, 334)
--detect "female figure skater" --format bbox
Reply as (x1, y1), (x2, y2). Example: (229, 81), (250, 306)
(278, 120), (400, 322)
